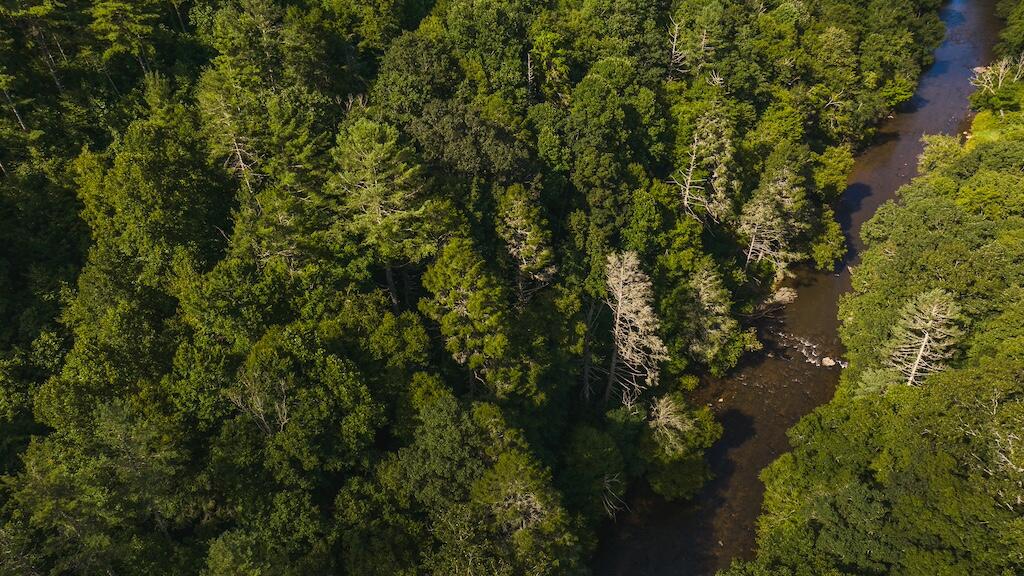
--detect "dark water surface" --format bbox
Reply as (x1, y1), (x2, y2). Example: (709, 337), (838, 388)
(594, 1), (1000, 574)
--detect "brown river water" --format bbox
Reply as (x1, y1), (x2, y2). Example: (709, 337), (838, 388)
(594, 1), (1000, 574)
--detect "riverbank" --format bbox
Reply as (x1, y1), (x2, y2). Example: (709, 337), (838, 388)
(594, 1), (1001, 574)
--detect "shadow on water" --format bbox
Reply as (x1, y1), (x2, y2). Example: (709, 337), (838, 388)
(902, 92), (932, 113)
(944, 7), (968, 26)
(593, 1), (1000, 575)
(837, 182), (871, 263)
(838, 182), (873, 231)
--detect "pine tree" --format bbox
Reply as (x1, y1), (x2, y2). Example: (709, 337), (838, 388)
(648, 393), (695, 457)
(687, 263), (745, 366)
(495, 183), (557, 302)
(89, 0), (162, 73)
(324, 118), (436, 309)
(739, 166), (808, 280)
(602, 251), (668, 406)
(421, 238), (511, 389)
(887, 288), (964, 386)
(669, 109), (737, 224)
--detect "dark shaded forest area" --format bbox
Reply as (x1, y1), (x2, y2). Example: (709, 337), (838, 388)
(0, 0), (1019, 574)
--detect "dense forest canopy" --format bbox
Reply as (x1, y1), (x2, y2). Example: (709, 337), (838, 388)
(725, 2), (1024, 574)
(0, 0), (994, 573)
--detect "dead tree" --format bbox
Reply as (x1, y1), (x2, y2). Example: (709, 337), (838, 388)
(887, 288), (964, 386)
(490, 478), (547, 532)
(649, 394), (695, 457)
(667, 17), (686, 79)
(601, 473), (627, 518)
(687, 263), (741, 364)
(668, 110), (735, 224)
(739, 167), (806, 280)
(601, 252), (668, 406)
(197, 81), (262, 197)
(971, 53), (1024, 102)
(667, 19), (713, 80)
(226, 361), (291, 436)
(1, 87), (26, 132)
(25, 21), (64, 93)
(526, 52), (535, 97)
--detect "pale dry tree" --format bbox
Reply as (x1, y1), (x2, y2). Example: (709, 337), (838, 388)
(197, 73), (262, 196)
(991, 427), (1024, 510)
(822, 89), (853, 136)
(225, 362), (291, 436)
(601, 473), (628, 518)
(493, 480), (546, 532)
(971, 53), (1024, 95)
(886, 288), (964, 386)
(957, 394), (1024, 511)
(601, 252), (669, 406)
(649, 394), (695, 457)
(687, 264), (742, 364)
(668, 110), (736, 224)
(1, 76), (27, 132)
(667, 19), (714, 80)
(739, 191), (788, 270)
(667, 17), (686, 79)
(739, 167), (806, 280)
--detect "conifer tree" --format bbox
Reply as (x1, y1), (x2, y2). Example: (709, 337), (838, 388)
(602, 251), (668, 406)
(887, 288), (965, 386)
(739, 166), (809, 280)
(669, 108), (737, 224)
(495, 183), (557, 302)
(324, 117), (437, 309)
(421, 238), (511, 391)
(89, 0), (162, 73)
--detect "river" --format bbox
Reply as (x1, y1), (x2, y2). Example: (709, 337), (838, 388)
(594, 1), (1001, 574)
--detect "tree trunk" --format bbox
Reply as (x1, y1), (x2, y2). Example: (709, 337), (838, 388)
(3, 89), (26, 131)
(683, 134), (699, 209)
(171, 1), (187, 33)
(30, 25), (63, 93)
(581, 300), (597, 400)
(136, 52), (149, 75)
(52, 32), (68, 63)
(906, 331), (930, 386)
(401, 268), (413, 309)
(102, 66), (122, 97)
(384, 264), (400, 312)
(745, 227), (758, 270)
(604, 345), (619, 404)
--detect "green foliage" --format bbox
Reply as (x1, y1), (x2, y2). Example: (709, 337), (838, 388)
(733, 58), (1024, 575)
(640, 393), (722, 500)
(0, 0), (958, 572)
(810, 207), (846, 270)
(89, 0), (163, 71)
(324, 118), (435, 265)
(813, 145), (854, 200)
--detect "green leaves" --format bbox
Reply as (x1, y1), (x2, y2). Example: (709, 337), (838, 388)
(324, 118), (436, 266)
(0, 0), (978, 572)
(88, 0), (162, 71)
(737, 59), (1024, 576)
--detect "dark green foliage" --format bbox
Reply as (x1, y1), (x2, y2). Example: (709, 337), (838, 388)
(0, 0), (954, 572)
